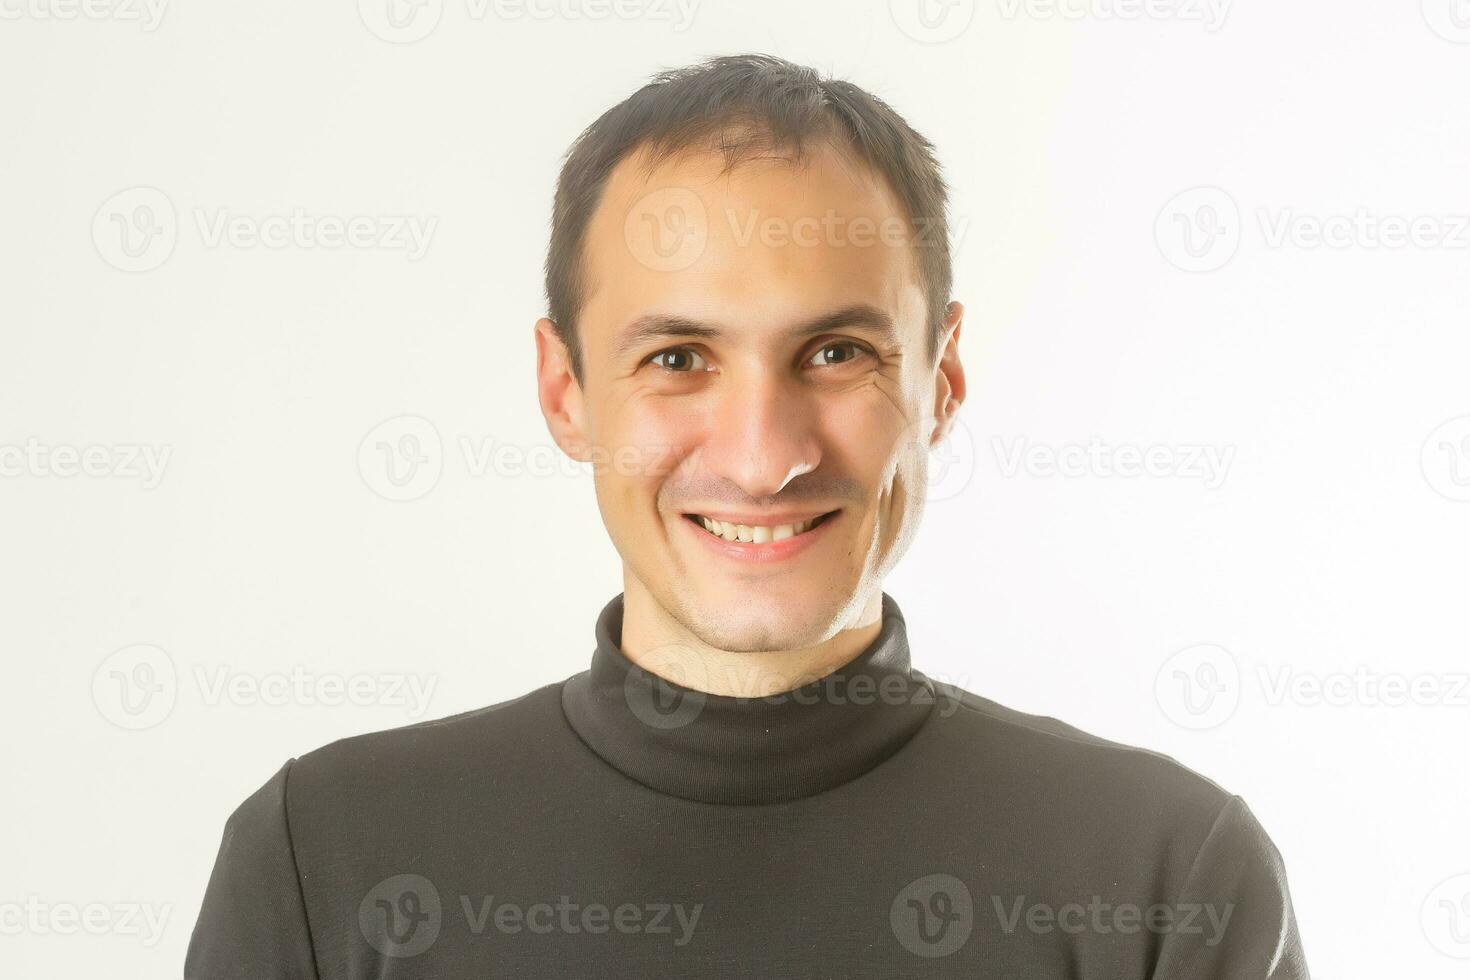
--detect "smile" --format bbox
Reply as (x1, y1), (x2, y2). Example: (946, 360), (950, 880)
(682, 510), (838, 544)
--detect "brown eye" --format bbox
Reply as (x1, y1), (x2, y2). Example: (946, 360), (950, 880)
(650, 347), (708, 372)
(806, 341), (869, 368)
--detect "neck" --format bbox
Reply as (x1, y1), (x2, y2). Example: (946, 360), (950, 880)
(562, 587), (934, 804)
(618, 574), (884, 698)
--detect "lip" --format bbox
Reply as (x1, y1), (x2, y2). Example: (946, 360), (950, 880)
(684, 508), (833, 526)
(678, 509), (840, 564)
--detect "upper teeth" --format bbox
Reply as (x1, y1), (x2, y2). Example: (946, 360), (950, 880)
(696, 515), (821, 543)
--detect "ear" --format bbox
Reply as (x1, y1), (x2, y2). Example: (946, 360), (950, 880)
(929, 300), (967, 448)
(535, 318), (592, 463)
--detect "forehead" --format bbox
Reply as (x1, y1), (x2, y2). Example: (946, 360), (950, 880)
(578, 139), (927, 358)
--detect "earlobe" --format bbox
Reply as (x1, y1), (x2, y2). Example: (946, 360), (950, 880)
(534, 318), (593, 463)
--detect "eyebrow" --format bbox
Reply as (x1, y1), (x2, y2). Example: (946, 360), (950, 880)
(610, 304), (900, 362)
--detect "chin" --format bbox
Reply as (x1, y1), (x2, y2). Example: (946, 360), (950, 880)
(679, 583), (846, 652)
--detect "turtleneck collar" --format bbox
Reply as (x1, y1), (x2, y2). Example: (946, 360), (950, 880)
(560, 592), (937, 805)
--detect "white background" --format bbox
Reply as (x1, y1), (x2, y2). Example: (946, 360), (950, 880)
(3, 1), (1469, 976)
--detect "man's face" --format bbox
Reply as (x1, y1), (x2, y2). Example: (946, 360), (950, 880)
(537, 138), (963, 653)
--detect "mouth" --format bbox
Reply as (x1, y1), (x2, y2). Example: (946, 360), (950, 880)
(681, 510), (840, 544)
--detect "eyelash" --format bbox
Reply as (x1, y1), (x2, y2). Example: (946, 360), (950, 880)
(646, 341), (873, 374)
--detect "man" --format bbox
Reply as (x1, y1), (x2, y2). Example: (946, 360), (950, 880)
(187, 54), (1310, 978)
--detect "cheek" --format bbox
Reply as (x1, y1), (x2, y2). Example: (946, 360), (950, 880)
(595, 397), (704, 506)
(820, 392), (915, 487)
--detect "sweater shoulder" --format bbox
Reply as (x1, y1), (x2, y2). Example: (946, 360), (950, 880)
(929, 678), (1235, 816)
(286, 678), (569, 797)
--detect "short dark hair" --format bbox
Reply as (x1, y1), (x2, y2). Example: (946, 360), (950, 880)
(544, 53), (953, 385)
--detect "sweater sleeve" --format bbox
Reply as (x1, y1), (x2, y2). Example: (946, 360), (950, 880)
(185, 759), (320, 980)
(1151, 795), (1310, 980)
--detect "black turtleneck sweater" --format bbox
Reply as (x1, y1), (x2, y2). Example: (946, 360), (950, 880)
(185, 593), (1310, 978)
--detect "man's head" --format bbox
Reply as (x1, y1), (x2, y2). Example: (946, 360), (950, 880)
(536, 53), (966, 654)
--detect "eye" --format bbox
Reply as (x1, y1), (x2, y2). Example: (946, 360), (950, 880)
(806, 340), (872, 368)
(647, 346), (709, 373)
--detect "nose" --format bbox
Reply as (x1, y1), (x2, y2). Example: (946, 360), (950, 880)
(699, 370), (820, 500)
